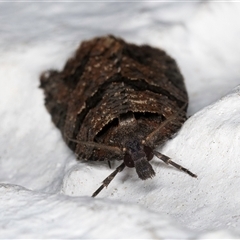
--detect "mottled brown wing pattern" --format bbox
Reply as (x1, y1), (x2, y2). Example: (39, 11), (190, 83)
(40, 35), (187, 162)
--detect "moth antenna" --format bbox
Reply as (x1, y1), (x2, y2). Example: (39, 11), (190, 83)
(145, 102), (188, 146)
(92, 162), (126, 197)
(153, 150), (197, 178)
(65, 136), (122, 154)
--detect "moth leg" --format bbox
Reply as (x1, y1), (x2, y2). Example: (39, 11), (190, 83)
(108, 161), (112, 169)
(92, 162), (126, 197)
(153, 151), (197, 178)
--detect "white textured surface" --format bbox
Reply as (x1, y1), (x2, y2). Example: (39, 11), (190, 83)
(1, 2), (240, 239)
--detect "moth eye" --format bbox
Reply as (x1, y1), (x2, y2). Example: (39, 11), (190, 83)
(123, 147), (127, 152)
(141, 140), (146, 144)
(124, 153), (134, 168)
(144, 146), (154, 161)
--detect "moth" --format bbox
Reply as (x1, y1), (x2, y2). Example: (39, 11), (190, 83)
(40, 35), (197, 197)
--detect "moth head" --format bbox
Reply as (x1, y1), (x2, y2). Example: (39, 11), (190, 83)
(123, 140), (155, 180)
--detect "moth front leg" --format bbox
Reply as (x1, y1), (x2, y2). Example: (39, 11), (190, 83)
(153, 151), (197, 178)
(92, 162), (126, 197)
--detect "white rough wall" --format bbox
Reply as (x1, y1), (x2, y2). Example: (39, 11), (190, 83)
(0, 2), (240, 238)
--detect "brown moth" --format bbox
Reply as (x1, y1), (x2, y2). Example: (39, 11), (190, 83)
(40, 35), (197, 197)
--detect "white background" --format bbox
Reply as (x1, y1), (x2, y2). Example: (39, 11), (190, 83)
(1, 1), (240, 238)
